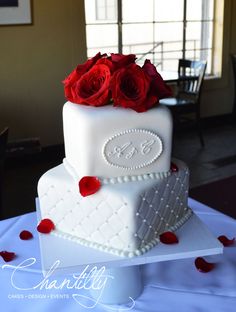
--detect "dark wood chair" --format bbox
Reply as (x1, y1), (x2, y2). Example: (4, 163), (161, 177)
(160, 59), (207, 147)
(231, 54), (236, 119)
(0, 127), (9, 218)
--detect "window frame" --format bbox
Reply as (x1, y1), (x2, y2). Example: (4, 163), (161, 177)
(86, 0), (224, 80)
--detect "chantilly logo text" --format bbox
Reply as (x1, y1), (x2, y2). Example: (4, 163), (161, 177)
(2, 257), (135, 310)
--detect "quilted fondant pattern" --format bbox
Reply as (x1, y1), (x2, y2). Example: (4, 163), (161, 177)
(135, 169), (189, 248)
(38, 159), (191, 257)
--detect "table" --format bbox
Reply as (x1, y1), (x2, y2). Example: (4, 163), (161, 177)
(1, 198), (236, 311)
(160, 71), (179, 83)
(160, 70), (198, 84)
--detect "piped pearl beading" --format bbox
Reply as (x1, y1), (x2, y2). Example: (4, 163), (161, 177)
(50, 208), (193, 258)
(63, 158), (171, 185)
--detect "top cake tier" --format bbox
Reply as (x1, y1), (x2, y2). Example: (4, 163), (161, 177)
(63, 101), (173, 179)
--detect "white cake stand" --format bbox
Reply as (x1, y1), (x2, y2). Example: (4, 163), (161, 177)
(36, 200), (223, 305)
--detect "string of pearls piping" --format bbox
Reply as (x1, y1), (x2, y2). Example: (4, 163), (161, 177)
(51, 208), (193, 258)
(63, 158), (171, 185)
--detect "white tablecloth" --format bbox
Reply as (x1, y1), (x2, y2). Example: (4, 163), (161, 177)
(0, 198), (236, 312)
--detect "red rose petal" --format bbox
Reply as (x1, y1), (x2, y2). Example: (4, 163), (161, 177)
(37, 219), (55, 234)
(218, 235), (235, 247)
(0, 251), (16, 262)
(195, 257), (215, 273)
(160, 231), (179, 244)
(19, 230), (33, 240)
(79, 176), (101, 197)
(171, 162), (179, 172)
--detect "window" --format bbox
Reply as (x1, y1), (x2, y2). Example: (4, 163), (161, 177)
(85, 0), (219, 75)
(95, 0), (117, 20)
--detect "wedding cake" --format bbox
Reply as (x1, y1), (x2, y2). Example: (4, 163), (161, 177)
(37, 53), (192, 257)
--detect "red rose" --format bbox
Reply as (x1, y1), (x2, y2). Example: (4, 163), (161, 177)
(110, 63), (157, 112)
(63, 68), (80, 102)
(110, 53), (136, 71)
(96, 57), (113, 72)
(72, 64), (111, 106)
(96, 54), (135, 73)
(63, 53), (171, 111)
(142, 59), (172, 99)
(76, 52), (104, 77)
(63, 52), (105, 102)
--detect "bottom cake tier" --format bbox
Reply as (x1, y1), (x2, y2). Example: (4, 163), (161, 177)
(37, 159), (192, 257)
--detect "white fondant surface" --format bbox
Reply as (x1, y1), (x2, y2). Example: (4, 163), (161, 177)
(63, 102), (173, 179)
(38, 159), (191, 257)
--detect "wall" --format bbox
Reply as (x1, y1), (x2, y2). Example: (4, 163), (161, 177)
(201, 0), (235, 117)
(0, 0), (236, 147)
(0, 0), (87, 146)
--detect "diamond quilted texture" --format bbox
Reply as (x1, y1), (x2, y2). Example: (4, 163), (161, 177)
(38, 160), (190, 256)
(109, 235), (127, 250)
(134, 165), (189, 248)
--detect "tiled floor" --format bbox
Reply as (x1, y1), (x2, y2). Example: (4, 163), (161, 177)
(1, 121), (236, 219)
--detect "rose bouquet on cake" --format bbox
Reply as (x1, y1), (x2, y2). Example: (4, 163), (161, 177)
(63, 52), (172, 113)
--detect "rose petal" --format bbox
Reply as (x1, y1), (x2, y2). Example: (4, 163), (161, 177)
(160, 231), (179, 244)
(37, 219), (55, 234)
(79, 176), (101, 197)
(19, 230), (33, 240)
(171, 162), (179, 172)
(195, 257), (215, 273)
(0, 251), (16, 262)
(218, 235), (235, 247)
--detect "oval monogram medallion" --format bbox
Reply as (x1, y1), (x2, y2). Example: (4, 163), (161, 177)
(103, 129), (163, 170)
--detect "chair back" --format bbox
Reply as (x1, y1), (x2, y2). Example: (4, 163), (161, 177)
(178, 59), (207, 99)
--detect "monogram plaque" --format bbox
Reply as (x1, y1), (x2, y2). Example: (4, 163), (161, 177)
(103, 129), (163, 170)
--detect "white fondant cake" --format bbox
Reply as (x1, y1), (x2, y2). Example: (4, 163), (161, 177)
(63, 102), (172, 179)
(38, 159), (191, 257)
(37, 101), (192, 257)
